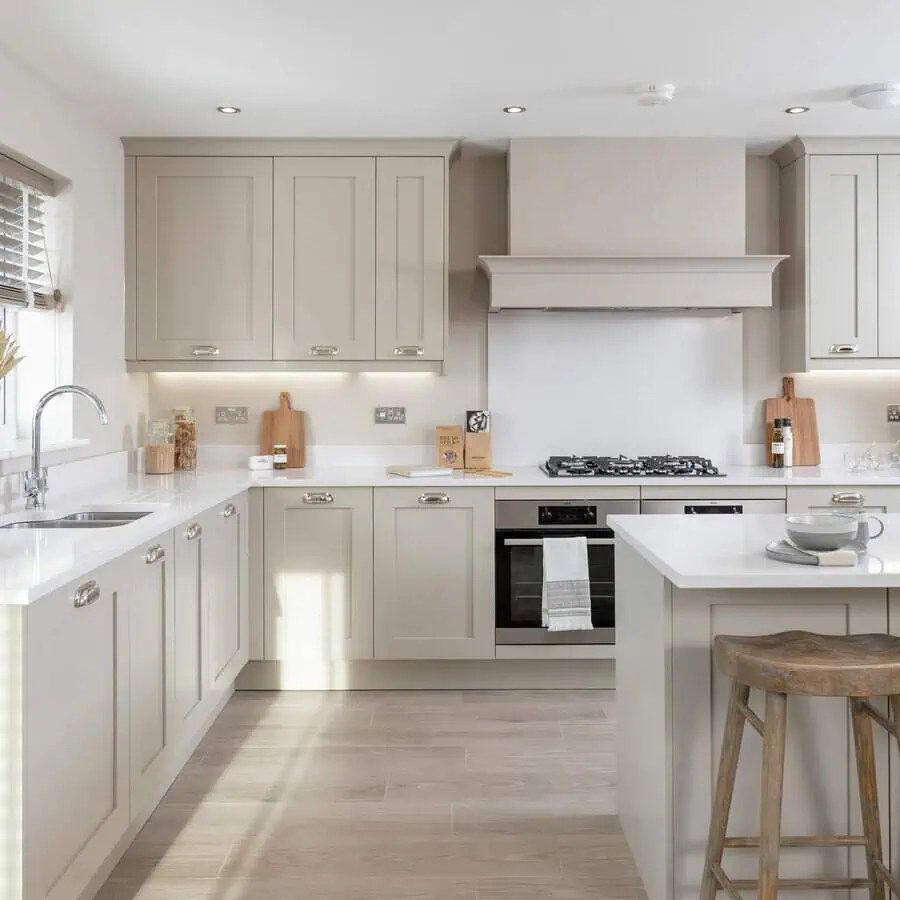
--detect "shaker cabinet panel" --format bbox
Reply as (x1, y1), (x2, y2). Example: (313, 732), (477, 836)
(376, 157), (446, 361)
(808, 155), (878, 359)
(24, 560), (130, 900)
(264, 487), (374, 661)
(373, 487), (494, 659)
(274, 158), (376, 361)
(135, 156), (273, 360)
(878, 155), (900, 358)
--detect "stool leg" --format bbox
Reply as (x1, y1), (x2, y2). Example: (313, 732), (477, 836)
(851, 698), (886, 900)
(699, 680), (751, 900)
(759, 691), (787, 900)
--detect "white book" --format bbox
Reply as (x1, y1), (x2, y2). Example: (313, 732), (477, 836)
(386, 465), (453, 478)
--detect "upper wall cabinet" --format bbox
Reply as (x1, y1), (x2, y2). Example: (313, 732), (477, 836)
(134, 157), (274, 361)
(775, 137), (900, 371)
(125, 140), (458, 372)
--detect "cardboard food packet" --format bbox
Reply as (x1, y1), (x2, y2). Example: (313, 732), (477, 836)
(436, 425), (464, 469)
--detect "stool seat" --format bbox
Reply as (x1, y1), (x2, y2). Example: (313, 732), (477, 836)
(714, 630), (900, 697)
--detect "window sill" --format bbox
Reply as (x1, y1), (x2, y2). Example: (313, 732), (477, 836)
(0, 438), (89, 461)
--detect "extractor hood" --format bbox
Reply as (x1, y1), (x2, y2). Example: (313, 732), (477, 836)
(478, 254), (787, 311)
(479, 138), (788, 312)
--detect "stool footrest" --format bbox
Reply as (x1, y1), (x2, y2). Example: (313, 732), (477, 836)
(724, 835), (867, 849)
(856, 699), (900, 740)
(736, 700), (764, 735)
(874, 858), (900, 893)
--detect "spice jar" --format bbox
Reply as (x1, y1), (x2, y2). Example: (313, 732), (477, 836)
(771, 417), (785, 469)
(272, 443), (288, 470)
(173, 406), (198, 470)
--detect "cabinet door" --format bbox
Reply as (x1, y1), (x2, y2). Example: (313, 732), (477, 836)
(130, 532), (175, 818)
(374, 487), (494, 659)
(808, 155), (878, 359)
(375, 157), (445, 361)
(24, 560), (130, 900)
(173, 517), (208, 742)
(274, 158), (376, 360)
(878, 156), (900, 357)
(205, 494), (249, 696)
(135, 156), (273, 360)
(264, 487), (374, 662)
(786, 485), (900, 514)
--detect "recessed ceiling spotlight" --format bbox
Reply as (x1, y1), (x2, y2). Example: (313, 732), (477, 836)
(851, 83), (900, 110)
(634, 84), (676, 107)
(784, 105), (810, 115)
(216, 105), (241, 114)
(503, 105), (526, 114)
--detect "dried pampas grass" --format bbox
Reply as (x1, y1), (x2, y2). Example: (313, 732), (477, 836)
(0, 327), (22, 380)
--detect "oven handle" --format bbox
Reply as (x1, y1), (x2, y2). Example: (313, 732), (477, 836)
(502, 537), (615, 547)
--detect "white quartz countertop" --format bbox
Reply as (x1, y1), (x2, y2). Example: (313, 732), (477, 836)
(609, 513), (900, 589)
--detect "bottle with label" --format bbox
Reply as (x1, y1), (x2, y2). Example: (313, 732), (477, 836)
(771, 418), (785, 469)
(782, 417), (793, 468)
(272, 443), (288, 470)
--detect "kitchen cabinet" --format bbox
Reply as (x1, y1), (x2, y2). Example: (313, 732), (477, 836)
(264, 487), (374, 661)
(274, 158), (376, 360)
(373, 487), (494, 659)
(173, 516), (209, 741)
(878, 156), (900, 358)
(133, 156), (274, 361)
(786, 485), (900, 514)
(204, 494), (249, 697)
(130, 531), (176, 818)
(376, 157), (446, 361)
(23, 559), (130, 900)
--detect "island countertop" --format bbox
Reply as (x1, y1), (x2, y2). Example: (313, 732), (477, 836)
(608, 512), (900, 589)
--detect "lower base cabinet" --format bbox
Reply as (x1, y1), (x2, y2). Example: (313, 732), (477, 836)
(373, 486), (495, 659)
(22, 559), (131, 900)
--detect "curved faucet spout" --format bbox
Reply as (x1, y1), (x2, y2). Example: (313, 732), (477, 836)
(25, 385), (108, 510)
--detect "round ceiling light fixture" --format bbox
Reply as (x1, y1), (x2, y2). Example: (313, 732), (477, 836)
(634, 83), (676, 107)
(503, 105), (526, 114)
(216, 105), (241, 114)
(851, 84), (900, 110)
(784, 105), (810, 115)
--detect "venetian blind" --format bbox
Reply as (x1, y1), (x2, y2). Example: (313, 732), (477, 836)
(0, 155), (57, 311)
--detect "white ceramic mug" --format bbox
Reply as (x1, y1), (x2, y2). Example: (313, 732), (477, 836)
(851, 512), (885, 552)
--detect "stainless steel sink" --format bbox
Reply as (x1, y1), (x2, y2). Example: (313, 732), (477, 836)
(0, 510), (153, 530)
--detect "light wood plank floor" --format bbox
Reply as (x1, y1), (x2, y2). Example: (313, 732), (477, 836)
(95, 689), (645, 900)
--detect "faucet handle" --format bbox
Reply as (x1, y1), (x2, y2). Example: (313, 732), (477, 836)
(24, 467), (48, 494)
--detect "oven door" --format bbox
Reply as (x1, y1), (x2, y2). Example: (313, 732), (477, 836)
(495, 529), (615, 644)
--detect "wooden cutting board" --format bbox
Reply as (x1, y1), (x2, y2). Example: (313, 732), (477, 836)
(260, 392), (305, 468)
(764, 376), (820, 466)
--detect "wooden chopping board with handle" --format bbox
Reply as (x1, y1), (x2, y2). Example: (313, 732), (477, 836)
(260, 392), (305, 468)
(764, 376), (820, 466)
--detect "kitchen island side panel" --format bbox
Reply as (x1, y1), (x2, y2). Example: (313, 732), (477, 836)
(615, 539), (675, 900)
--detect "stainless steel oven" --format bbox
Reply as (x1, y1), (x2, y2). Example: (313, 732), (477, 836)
(494, 498), (639, 645)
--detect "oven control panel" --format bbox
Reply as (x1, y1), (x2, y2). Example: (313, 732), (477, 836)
(538, 505), (597, 526)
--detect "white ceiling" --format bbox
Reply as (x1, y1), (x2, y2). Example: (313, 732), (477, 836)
(5, 0), (900, 148)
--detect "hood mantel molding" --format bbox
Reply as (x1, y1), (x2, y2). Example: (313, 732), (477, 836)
(477, 255), (788, 312)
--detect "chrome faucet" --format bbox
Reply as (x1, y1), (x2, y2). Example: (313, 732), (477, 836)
(24, 385), (109, 510)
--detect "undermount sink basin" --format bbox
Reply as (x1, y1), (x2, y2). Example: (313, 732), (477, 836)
(0, 510), (154, 530)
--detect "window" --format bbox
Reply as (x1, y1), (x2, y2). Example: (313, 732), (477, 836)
(0, 308), (17, 446)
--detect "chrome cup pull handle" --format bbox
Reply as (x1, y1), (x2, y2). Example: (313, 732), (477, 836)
(308, 345), (339, 357)
(832, 491), (864, 505)
(829, 344), (859, 354)
(191, 345), (220, 357)
(73, 580), (100, 609)
(185, 522), (202, 540)
(221, 503), (237, 518)
(393, 345), (425, 357)
(145, 544), (166, 565)
(418, 493), (450, 505)
(303, 492), (334, 504)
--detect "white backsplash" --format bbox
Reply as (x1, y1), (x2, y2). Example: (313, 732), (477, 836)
(488, 310), (745, 465)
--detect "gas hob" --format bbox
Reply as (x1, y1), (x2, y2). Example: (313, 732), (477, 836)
(541, 455), (723, 478)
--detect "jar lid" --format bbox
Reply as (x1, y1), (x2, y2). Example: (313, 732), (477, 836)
(173, 406), (194, 420)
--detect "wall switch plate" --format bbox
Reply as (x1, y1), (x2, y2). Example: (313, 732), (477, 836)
(889, 405), (900, 423)
(216, 406), (249, 425)
(374, 406), (407, 424)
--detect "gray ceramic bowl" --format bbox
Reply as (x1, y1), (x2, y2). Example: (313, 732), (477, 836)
(784, 513), (858, 552)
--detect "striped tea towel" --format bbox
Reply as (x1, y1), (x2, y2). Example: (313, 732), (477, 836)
(542, 536), (593, 632)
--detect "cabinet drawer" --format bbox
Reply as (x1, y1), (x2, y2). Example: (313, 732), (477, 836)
(786, 485), (900, 514)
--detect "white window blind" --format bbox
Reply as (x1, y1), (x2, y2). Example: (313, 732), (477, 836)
(0, 155), (57, 312)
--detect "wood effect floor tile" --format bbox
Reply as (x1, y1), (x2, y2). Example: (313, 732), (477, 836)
(477, 876), (647, 900)
(108, 839), (233, 879)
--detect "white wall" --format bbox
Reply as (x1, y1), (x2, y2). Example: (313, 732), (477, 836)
(0, 47), (147, 463)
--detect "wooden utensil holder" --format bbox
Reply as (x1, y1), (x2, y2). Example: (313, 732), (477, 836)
(145, 443), (175, 475)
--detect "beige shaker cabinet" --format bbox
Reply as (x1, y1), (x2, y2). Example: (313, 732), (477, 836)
(263, 487), (374, 662)
(376, 157), (446, 361)
(786, 485), (900, 514)
(22, 559), (131, 900)
(373, 487), (495, 659)
(133, 156), (274, 361)
(877, 155), (900, 358)
(129, 531), (176, 819)
(274, 158), (376, 360)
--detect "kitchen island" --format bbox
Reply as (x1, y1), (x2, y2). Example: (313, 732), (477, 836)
(609, 513), (900, 900)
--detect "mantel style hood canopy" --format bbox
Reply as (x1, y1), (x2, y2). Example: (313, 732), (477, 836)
(479, 138), (788, 312)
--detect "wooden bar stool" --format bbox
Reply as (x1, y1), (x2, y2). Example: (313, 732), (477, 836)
(699, 630), (900, 900)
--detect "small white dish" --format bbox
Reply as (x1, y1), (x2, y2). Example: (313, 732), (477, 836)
(784, 513), (858, 552)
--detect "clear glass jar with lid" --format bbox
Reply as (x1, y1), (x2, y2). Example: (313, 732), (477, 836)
(173, 406), (197, 470)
